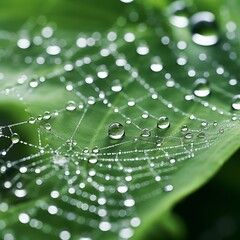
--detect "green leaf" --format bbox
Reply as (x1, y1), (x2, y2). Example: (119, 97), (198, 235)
(0, 0), (239, 239)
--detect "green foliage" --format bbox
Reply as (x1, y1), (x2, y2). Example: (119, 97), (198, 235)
(0, 0), (239, 239)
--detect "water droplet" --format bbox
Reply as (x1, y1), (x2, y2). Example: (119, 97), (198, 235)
(87, 96), (96, 105)
(97, 65), (108, 79)
(164, 184), (174, 192)
(157, 117), (170, 129)
(108, 122), (125, 140)
(190, 12), (219, 46)
(142, 111), (149, 119)
(185, 132), (193, 139)
(17, 38), (31, 49)
(124, 198), (135, 207)
(53, 155), (67, 167)
(219, 128), (224, 134)
(117, 185), (128, 193)
(29, 80), (39, 88)
(99, 221), (112, 232)
(11, 133), (20, 144)
(155, 176), (161, 182)
(43, 111), (51, 120)
(232, 95), (240, 110)
(201, 121), (208, 127)
(128, 99), (136, 107)
(88, 155), (98, 164)
(42, 26), (54, 38)
(44, 123), (51, 131)
(140, 128), (151, 137)
(181, 125), (188, 132)
(150, 57), (163, 72)
(156, 139), (163, 147)
(111, 80), (123, 92)
(136, 43), (149, 55)
(168, 1), (189, 28)
(193, 78), (211, 97)
(197, 132), (205, 138)
(65, 101), (76, 111)
(18, 213), (30, 224)
(126, 118), (132, 124)
(46, 45), (61, 55)
(92, 146), (99, 153)
(28, 117), (35, 124)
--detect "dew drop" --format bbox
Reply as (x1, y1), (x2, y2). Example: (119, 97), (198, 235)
(185, 132), (193, 139)
(125, 118), (132, 124)
(140, 128), (151, 137)
(43, 111), (51, 120)
(108, 122), (125, 140)
(193, 78), (211, 97)
(17, 38), (31, 49)
(11, 133), (20, 144)
(128, 99), (136, 107)
(99, 221), (112, 232)
(136, 43), (149, 55)
(190, 11), (219, 46)
(232, 95), (240, 110)
(44, 123), (51, 131)
(92, 146), (99, 153)
(157, 117), (170, 130)
(65, 101), (76, 111)
(97, 65), (108, 79)
(88, 155), (98, 164)
(111, 80), (123, 92)
(46, 45), (61, 55)
(181, 125), (188, 132)
(29, 80), (39, 88)
(168, 1), (189, 28)
(87, 96), (96, 105)
(117, 185), (128, 193)
(150, 57), (163, 72)
(164, 184), (174, 192)
(28, 117), (36, 124)
(197, 132), (205, 138)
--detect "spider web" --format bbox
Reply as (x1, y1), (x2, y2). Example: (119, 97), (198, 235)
(0, 1), (240, 240)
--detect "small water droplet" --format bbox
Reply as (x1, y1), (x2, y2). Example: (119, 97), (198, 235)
(44, 123), (51, 131)
(190, 11), (219, 46)
(136, 43), (149, 55)
(157, 117), (170, 129)
(181, 125), (188, 132)
(126, 118), (132, 124)
(117, 185), (128, 193)
(213, 121), (218, 126)
(140, 128), (151, 137)
(29, 80), (39, 88)
(87, 96), (96, 105)
(193, 78), (211, 97)
(46, 45), (61, 55)
(232, 95), (240, 110)
(197, 132), (205, 138)
(28, 117), (35, 124)
(108, 122), (125, 140)
(141, 111), (149, 119)
(11, 133), (20, 144)
(156, 139), (163, 147)
(65, 101), (76, 111)
(127, 99), (135, 106)
(219, 128), (224, 134)
(168, 1), (189, 28)
(97, 65), (108, 79)
(164, 184), (174, 192)
(88, 155), (98, 164)
(43, 111), (51, 120)
(185, 132), (193, 139)
(150, 57), (163, 72)
(92, 146), (99, 153)
(17, 38), (31, 49)
(111, 80), (123, 92)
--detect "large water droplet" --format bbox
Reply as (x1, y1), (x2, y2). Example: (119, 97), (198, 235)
(150, 57), (163, 72)
(46, 45), (61, 55)
(168, 1), (189, 28)
(11, 133), (20, 144)
(232, 95), (240, 110)
(17, 38), (31, 49)
(190, 11), (219, 46)
(193, 78), (211, 97)
(108, 122), (125, 140)
(157, 117), (170, 129)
